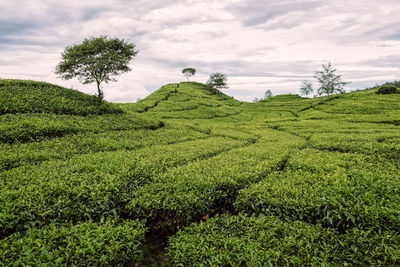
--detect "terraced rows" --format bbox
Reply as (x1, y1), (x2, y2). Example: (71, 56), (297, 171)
(1, 80), (400, 265)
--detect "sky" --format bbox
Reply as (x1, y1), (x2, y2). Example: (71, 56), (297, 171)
(1, 0), (400, 102)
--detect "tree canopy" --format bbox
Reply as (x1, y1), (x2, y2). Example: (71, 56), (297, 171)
(55, 36), (138, 100)
(182, 68), (196, 81)
(207, 73), (228, 94)
(299, 80), (314, 96)
(264, 89), (273, 99)
(314, 62), (349, 97)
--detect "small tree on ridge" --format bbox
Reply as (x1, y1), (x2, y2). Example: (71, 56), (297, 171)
(264, 89), (273, 99)
(299, 80), (314, 96)
(207, 73), (228, 94)
(314, 62), (349, 97)
(182, 68), (196, 81)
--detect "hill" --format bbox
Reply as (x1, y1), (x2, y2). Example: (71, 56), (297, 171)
(1, 81), (400, 265)
(0, 79), (122, 115)
(121, 82), (241, 119)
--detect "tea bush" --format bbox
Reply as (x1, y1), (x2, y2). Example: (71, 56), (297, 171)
(0, 137), (243, 237)
(0, 113), (163, 144)
(376, 85), (399, 94)
(0, 220), (146, 266)
(0, 125), (207, 171)
(234, 149), (400, 231)
(127, 129), (304, 229)
(168, 214), (400, 266)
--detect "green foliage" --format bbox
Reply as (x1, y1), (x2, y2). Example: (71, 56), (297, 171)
(299, 80), (314, 96)
(207, 72), (228, 93)
(127, 129), (303, 230)
(182, 67), (196, 81)
(0, 220), (146, 265)
(0, 137), (239, 237)
(168, 214), (400, 266)
(264, 89), (273, 99)
(1, 79), (400, 265)
(314, 62), (350, 97)
(55, 36), (138, 100)
(377, 85), (399, 94)
(0, 79), (122, 115)
(0, 113), (163, 144)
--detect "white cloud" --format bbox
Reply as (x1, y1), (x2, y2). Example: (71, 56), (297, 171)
(1, 0), (400, 102)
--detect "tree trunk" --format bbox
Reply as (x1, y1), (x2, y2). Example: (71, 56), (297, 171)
(96, 80), (103, 101)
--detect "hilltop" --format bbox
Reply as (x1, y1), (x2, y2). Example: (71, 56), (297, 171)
(0, 80), (400, 265)
(121, 82), (241, 118)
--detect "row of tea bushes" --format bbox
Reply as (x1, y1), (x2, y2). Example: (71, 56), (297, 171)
(168, 214), (400, 266)
(0, 220), (146, 266)
(234, 149), (400, 231)
(0, 137), (244, 237)
(0, 125), (208, 171)
(0, 113), (163, 144)
(127, 129), (304, 230)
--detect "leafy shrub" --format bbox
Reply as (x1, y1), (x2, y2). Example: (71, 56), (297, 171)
(0, 137), (241, 237)
(0, 125), (207, 171)
(0, 220), (146, 266)
(376, 85), (399, 94)
(234, 149), (400, 231)
(0, 79), (122, 115)
(127, 130), (303, 230)
(168, 214), (400, 266)
(0, 113), (163, 144)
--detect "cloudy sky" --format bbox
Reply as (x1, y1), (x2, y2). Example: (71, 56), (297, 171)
(1, 0), (400, 102)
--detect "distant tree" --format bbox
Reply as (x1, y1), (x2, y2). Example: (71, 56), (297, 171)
(182, 68), (196, 81)
(264, 89), (273, 99)
(299, 80), (314, 96)
(207, 73), (228, 94)
(314, 62), (350, 97)
(55, 36), (138, 101)
(252, 97), (260, 103)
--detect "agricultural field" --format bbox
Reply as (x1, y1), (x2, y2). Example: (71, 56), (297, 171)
(0, 79), (400, 265)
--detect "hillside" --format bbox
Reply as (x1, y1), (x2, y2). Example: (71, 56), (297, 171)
(0, 79), (122, 115)
(1, 81), (400, 265)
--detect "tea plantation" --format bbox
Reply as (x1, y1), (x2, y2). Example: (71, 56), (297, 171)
(0, 80), (399, 265)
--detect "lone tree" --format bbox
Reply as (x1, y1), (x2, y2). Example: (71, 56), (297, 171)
(207, 73), (228, 94)
(182, 67), (196, 81)
(314, 62), (350, 97)
(299, 80), (314, 96)
(264, 89), (273, 99)
(55, 36), (138, 101)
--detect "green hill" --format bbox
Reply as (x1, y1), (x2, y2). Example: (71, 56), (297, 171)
(0, 79), (122, 115)
(121, 82), (241, 119)
(1, 81), (400, 265)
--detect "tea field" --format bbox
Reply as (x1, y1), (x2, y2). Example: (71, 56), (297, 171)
(0, 79), (399, 265)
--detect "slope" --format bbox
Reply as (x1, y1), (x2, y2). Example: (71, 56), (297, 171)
(1, 81), (400, 265)
(121, 81), (242, 119)
(0, 79), (122, 115)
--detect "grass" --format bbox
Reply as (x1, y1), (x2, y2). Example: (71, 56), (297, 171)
(1, 79), (400, 265)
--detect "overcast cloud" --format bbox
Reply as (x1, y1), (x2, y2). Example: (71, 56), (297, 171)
(1, 0), (400, 102)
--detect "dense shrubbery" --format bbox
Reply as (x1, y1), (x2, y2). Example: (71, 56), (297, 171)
(234, 149), (400, 231)
(0, 137), (241, 238)
(168, 214), (400, 266)
(0, 79), (122, 115)
(0, 220), (146, 265)
(376, 85), (399, 94)
(1, 80), (400, 265)
(0, 113), (163, 144)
